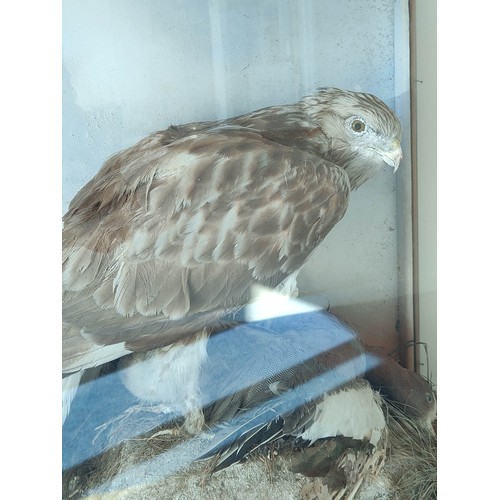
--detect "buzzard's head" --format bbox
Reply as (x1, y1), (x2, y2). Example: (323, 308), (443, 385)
(302, 88), (403, 189)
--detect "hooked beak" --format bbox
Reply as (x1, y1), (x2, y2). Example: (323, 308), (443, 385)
(379, 140), (403, 172)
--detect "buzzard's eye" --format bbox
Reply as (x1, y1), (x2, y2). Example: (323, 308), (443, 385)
(351, 119), (366, 133)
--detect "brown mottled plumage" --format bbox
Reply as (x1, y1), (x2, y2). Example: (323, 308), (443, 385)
(62, 87), (402, 425)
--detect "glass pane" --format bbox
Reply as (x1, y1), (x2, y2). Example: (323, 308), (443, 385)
(62, 1), (436, 498)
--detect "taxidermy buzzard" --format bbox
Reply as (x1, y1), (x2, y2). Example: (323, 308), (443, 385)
(62, 87), (403, 429)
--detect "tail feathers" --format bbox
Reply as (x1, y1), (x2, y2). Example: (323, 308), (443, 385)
(62, 366), (103, 425)
(198, 405), (286, 471)
(62, 371), (83, 424)
(198, 357), (369, 471)
(198, 375), (317, 470)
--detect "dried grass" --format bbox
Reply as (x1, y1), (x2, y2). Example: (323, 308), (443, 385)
(357, 399), (437, 500)
(63, 395), (436, 499)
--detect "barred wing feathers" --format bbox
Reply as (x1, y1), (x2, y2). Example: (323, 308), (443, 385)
(62, 127), (350, 372)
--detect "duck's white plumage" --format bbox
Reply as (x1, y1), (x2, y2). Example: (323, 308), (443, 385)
(62, 87), (403, 425)
(299, 381), (386, 446)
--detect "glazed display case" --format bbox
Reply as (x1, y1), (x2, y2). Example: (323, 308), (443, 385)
(62, 1), (436, 498)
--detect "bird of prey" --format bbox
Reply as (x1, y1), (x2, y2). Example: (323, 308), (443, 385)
(62, 87), (403, 428)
